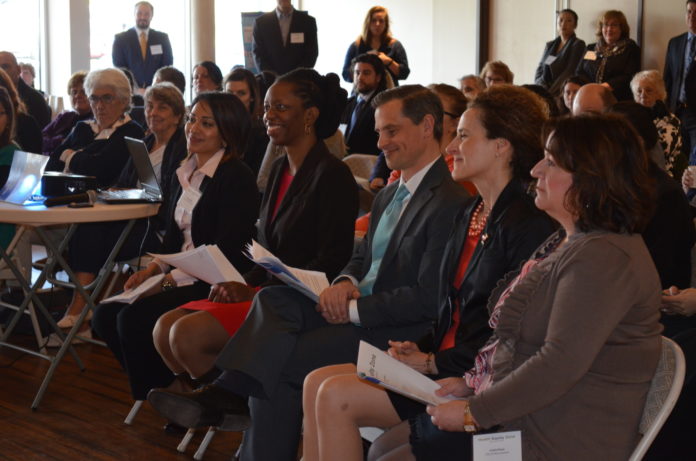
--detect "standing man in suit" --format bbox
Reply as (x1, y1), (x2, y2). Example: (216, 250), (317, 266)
(112, 1), (173, 90)
(252, 0), (318, 76)
(0, 51), (51, 129)
(665, 0), (696, 163)
(342, 53), (387, 156)
(148, 85), (470, 460)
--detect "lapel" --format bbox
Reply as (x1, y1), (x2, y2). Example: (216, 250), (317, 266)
(377, 157), (447, 272)
(270, 12), (286, 48)
(264, 142), (324, 240)
(677, 33), (689, 84)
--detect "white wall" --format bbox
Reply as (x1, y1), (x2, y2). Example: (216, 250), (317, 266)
(432, 0), (478, 87)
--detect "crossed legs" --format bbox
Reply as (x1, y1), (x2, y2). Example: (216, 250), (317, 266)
(302, 363), (410, 461)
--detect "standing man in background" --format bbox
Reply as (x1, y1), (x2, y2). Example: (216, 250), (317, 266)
(112, 1), (173, 90)
(665, 0), (696, 163)
(252, 0), (318, 75)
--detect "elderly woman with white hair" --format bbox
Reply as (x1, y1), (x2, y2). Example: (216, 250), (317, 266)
(631, 69), (683, 176)
(47, 67), (144, 187)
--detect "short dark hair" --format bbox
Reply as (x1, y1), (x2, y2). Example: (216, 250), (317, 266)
(0, 87), (15, 147)
(542, 114), (654, 233)
(558, 8), (578, 24)
(224, 67), (262, 118)
(372, 84), (444, 142)
(193, 61), (223, 90)
(428, 83), (467, 118)
(154, 66), (186, 93)
(274, 68), (348, 139)
(470, 85), (548, 182)
(351, 53), (388, 94)
(189, 92), (251, 163)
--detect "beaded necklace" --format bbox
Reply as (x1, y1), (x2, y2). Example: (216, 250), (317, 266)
(468, 200), (490, 237)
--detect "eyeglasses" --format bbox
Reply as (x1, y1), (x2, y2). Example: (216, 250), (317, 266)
(443, 111), (461, 119)
(88, 94), (117, 105)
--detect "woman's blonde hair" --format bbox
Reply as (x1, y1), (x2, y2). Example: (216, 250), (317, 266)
(359, 6), (392, 46)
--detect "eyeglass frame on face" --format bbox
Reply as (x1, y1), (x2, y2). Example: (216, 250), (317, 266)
(88, 93), (117, 105)
(485, 75), (505, 85)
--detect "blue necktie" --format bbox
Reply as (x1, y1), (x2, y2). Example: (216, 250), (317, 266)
(358, 184), (410, 296)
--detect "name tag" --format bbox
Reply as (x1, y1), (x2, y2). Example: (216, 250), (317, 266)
(473, 431), (522, 461)
(290, 32), (305, 44)
(584, 50), (597, 61)
(178, 187), (202, 214)
(150, 44), (163, 55)
(544, 55), (557, 65)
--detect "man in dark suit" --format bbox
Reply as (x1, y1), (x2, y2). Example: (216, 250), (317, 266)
(0, 51), (51, 129)
(664, 0), (696, 163)
(112, 1), (173, 89)
(342, 53), (387, 156)
(148, 85), (470, 460)
(252, 0), (318, 75)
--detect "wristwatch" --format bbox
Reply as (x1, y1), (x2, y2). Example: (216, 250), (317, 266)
(463, 402), (478, 433)
(161, 277), (176, 292)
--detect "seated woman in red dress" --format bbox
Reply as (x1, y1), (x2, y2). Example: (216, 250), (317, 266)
(152, 69), (358, 385)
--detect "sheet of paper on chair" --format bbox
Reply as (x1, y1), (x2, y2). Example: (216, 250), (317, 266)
(356, 341), (460, 406)
(148, 245), (245, 285)
(101, 273), (165, 304)
(245, 240), (329, 302)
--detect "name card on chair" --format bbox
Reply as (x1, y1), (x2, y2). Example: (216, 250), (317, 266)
(473, 431), (522, 461)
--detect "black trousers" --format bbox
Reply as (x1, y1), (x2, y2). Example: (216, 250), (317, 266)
(92, 282), (210, 400)
(214, 286), (430, 461)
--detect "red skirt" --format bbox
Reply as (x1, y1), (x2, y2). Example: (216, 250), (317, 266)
(178, 299), (253, 335)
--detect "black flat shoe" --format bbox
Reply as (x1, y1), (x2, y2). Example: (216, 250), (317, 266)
(148, 384), (250, 430)
(163, 422), (187, 435)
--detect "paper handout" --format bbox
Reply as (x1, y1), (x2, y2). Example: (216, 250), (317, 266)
(101, 273), (165, 304)
(245, 240), (329, 302)
(356, 340), (460, 406)
(149, 245), (245, 285)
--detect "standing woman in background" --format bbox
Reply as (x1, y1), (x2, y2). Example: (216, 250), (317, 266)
(576, 10), (640, 101)
(534, 9), (586, 97)
(342, 6), (410, 86)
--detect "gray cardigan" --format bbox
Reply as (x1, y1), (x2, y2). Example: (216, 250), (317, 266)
(469, 230), (662, 460)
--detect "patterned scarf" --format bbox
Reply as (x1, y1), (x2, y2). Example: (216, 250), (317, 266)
(594, 38), (631, 83)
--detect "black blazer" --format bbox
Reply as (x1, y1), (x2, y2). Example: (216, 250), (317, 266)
(115, 127), (187, 229)
(17, 78), (51, 129)
(46, 119), (145, 188)
(252, 9), (318, 75)
(664, 32), (696, 115)
(112, 28), (173, 88)
(534, 35), (586, 96)
(245, 141), (358, 286)
(340, 157), (470, 329)
(427, 180), (557, 376)
(576, 39), (641, 101)
(341, 94), (380, 156)
(160, 157), (260, 274)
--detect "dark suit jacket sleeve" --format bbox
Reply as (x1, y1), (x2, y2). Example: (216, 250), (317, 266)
(300, 14), (318, 68)
(112, 33), (128, 68)
(252, 17), (271, 72)
(575, 44), (593, 81)
(161, 32), (174, 67)
(342, 42), (358, 82)
(534, 41), (553, 86)
(664, 40), (676, 110)
(369, 151), (390, 182)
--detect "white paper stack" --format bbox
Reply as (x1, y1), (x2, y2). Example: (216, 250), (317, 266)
(149, 244), (245, 285)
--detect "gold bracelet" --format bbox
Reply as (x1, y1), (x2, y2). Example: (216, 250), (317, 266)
(462, 402), (478, 433)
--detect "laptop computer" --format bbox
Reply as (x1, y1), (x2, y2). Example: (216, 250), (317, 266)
(100, 137), (163, 204)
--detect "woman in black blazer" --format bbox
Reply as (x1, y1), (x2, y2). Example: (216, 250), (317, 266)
(91, 92), (260, 402)
(150, 69), (359, 385)
(534, 9), (586, 97)
(576, 10), (641, 101)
